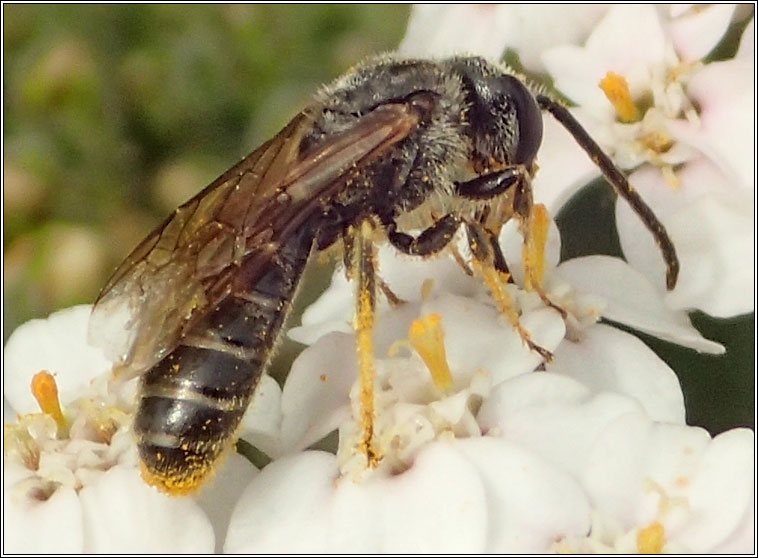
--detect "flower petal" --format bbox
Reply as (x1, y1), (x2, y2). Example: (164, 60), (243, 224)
(331, 442), (488, 553)
(669, 57), (754, 193)
(532, 114), (601, 212)
(668, 4), (736, 61)
(420, 293), (566, 386)
(582, 412), (708, 525)
(672, 428), (755, 551)
(374, 242), (480, 302)
(278, 333), (356, 454)
(548, 323), (686, 423)
(542, 45), (615, 118)
(493, 5), (610, 72)
(398, 5), (508, 60)
(290, 244), (479, 345)
(454, 437), (591, 552)
(289, 270), (354, 345)
(710, 484), (755, 553)
(238, 374), (283, 457)
(225, 445), (489, 553)
(584, 6), (668, 70)
(78, 465), (214, 553)
(478, 372), (643, 476)
(616, 161), (754, 317)
(193, 452), (258, 553)
(737, 17), (754, 60)
(556, 256), (724, 353)
(224, 452), (335, 553)
(3, 463), (84, 553)
(282, 289), (566, 456)
(3, 305), (111, 414)
(583, 413), (755, 551)
(543, 5), (667, 111)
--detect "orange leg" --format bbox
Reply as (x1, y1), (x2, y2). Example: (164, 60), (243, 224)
(348, 220), (380, 467)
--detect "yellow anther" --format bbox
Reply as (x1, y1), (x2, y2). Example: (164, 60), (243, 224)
(409, 313), (454, 393)
(524, 203), (550, 291)
(599, 71), (640, 123)
(640, 130), (674, 155)
(637, 521), (665, 554)
(30, 371), (67, 436)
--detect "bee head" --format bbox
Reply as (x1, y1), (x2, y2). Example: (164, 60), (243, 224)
(447, 57), (543, 172)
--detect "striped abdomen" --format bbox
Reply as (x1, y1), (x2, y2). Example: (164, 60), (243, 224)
(134, 231), (313, 494)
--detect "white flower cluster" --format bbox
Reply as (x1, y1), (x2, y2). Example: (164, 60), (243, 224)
(226, 220), (750, 553)
(4, 5), (754, 554)
(401, 4), (755, 318)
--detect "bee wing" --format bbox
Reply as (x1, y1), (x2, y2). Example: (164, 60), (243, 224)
(90, 102), (422, 379)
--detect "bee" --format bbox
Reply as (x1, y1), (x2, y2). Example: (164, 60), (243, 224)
(90, 55), (679, 494)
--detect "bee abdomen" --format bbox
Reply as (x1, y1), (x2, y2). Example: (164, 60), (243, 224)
(135, 233), (312, 494)
(135, 344), (259, 494)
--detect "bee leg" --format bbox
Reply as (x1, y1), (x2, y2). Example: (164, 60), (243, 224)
(387, 213), (482, 288)
(465, 220), (554, 363)
(344, 231), (404, 307)
(449, 244), (475, 276)
(480, 218), (513, 279)
(454, 166), (528, 200)
(378, 278), (405, 308)
(346, 219), (381, 467)
(513, 179), (568, 319)
(386, 213), (462, 256)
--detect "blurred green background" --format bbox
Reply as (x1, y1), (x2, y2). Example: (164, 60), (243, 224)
(3, 4), (410, 331)
(3, 5), (753, 436)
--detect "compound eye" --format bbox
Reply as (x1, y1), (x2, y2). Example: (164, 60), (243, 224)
(500, 75), (543, 167)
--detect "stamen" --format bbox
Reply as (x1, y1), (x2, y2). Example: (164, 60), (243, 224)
(79, 400), (126, 444)
(3, 423), (40, 470)
(640, 130), (674, 155)
(409, 313), (454, 393)
(599, 71), (640, 123)
(420, 278), (435, 302)
(387, 339), (412, 358)
(31, 371), (68, 436)
(661, 165), (681, 189)
(637, 521), (665, 554)
(523, 204), (550, 291)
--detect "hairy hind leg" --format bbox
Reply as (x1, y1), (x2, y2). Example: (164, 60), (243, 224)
(465, 220), (554, 363)
(345, 219), (380, 467)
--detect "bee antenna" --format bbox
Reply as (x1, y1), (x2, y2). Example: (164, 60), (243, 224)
(536, 94), (679, 290)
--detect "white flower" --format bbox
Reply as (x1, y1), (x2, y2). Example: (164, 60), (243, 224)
(538, 5), (754, 314)
(7, 10), (751, 552)
(228, 261), (588, 552)
(226, 440), (592, 553)
(225, 215), (748, 552)
(399, 4), (754, 317)
(399, 4), (611, 72)
(615, 158), (753, 317)
(2, 305), (243, 553)
(479, 375), (755, 553)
